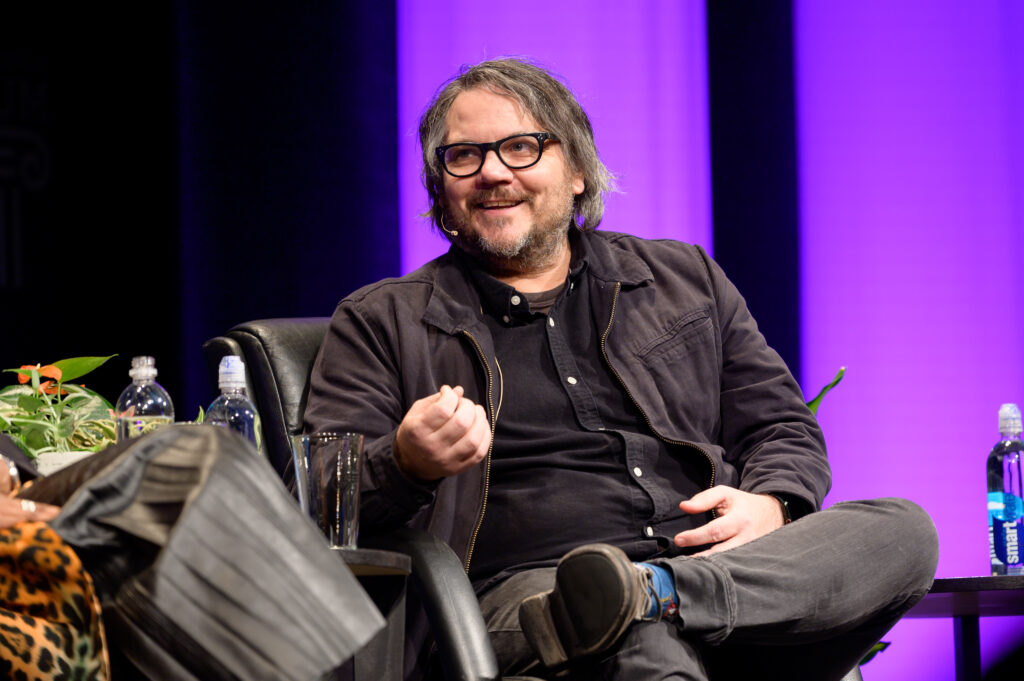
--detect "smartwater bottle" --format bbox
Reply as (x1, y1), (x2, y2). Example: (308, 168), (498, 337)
(988, 403), (1024, 575)
(206, 355), (262, 454)
(115, 356), (175, 442)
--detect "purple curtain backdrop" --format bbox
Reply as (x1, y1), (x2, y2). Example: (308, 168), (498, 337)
(396, 0), (1024, 677)
(396, 0), (712, 273)
(797, 1), (1024, 677)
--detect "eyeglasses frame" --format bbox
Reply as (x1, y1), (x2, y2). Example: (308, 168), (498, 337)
(435, 132), (558, 178)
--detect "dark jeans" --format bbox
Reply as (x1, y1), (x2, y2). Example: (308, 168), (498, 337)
(478, 497), (938, 681)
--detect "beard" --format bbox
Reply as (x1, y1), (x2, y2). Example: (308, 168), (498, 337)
(445, 180), (578, 276)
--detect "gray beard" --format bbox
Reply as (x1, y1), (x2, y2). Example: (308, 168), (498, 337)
(447, 192), (576, 276)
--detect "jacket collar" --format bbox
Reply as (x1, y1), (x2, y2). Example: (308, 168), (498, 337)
(421, 250), (485, 335)
(573, 229), (653, 287)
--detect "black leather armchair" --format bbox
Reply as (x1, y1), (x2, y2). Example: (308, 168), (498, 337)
(203, 319), (530, 681)
(203, 319), (865, 681)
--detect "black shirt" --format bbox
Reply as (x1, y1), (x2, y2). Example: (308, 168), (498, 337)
(465, 244), (711, 590)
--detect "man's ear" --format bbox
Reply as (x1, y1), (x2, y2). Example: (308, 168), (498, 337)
(572, 172), (584, 196)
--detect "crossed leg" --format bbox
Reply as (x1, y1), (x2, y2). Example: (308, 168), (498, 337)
(478, 497), (938, 681)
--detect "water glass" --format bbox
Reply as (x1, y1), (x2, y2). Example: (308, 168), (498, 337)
(291, 432), (364, 549)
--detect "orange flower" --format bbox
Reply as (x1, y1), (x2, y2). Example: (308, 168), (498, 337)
(17, 364), (63, 394)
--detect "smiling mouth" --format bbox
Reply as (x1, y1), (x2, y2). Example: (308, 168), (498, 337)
(477, 199), (523, 210)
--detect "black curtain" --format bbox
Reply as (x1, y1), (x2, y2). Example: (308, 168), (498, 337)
(0, 5), (180, 405)
(707, 0), (802, 384)
(176, 2), (399, 410)
(0, 3), (399, 413)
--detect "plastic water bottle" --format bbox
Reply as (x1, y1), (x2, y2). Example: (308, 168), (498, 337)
(206, 355), (262, 454)
(988, 403), (1024, 575)
(115, 356), (175, 442)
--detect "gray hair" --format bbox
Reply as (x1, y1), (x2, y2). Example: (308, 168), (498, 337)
(419, 58), (613, 231)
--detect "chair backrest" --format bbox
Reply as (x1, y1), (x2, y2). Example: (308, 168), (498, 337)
(202, 318), (330, 480)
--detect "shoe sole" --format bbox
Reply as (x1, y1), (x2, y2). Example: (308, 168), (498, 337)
(519, 544), (639, 668)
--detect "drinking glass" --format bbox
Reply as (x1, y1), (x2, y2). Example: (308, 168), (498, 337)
(291, 432), (364, 549)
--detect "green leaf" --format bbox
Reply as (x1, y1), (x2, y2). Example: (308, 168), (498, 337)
(0, 385), (34, 400)
(23, 426), (51, 451)
(62, 383), (114, 410)
(70, 418), (116, 450)
(17, 394), (45, 414)
(63, 391), (114, 422)
(806, 367), (846, 416)
(52, 355), (116, 383)
(859, 641), (890, 666)
(56, 417), (74, 439)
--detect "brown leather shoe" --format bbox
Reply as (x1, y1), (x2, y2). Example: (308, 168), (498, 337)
(518, 544), (652, 668)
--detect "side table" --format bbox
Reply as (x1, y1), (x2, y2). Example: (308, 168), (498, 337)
(332, 548), (412, 681)
(904, 575), (1024, 681)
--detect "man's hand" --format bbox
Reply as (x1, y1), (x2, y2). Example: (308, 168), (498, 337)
(673, 485), (784, 556)
(394, 385), (491, 481)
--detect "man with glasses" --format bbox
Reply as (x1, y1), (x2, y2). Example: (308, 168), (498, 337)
(305, 58), (938, 680)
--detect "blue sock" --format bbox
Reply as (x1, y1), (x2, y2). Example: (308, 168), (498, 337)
(637, 562), (679, 619)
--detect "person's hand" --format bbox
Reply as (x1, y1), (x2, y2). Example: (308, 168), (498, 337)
(394, 385), (491, 481)
(673, 485), (784, 556)
(0, 495), (59, 529)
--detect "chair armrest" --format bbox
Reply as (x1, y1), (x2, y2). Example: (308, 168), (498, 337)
(365, 528), (500, 681)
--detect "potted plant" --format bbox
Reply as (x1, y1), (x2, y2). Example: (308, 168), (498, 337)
(0, 356), (117, 474)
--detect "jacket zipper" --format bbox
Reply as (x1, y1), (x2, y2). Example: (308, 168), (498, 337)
(460, 329), (500, 573)
(599, 281), (717, 494)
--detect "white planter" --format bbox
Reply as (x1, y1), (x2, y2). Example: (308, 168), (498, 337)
(34, 450), (95, 476)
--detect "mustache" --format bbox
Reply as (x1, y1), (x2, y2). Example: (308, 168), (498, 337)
(470, 190), (532, 206)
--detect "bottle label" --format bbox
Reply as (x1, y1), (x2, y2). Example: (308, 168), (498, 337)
(989, 492), (1023, 568)
(989, 491), (1024, 521)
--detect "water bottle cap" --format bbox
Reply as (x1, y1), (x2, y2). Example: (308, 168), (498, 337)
(218, 355), (247, 390)
(998, 403), (1022, 435)
(128, 356), (158, 381)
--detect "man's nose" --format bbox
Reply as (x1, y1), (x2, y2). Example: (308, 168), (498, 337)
(478, 149), (513, 183)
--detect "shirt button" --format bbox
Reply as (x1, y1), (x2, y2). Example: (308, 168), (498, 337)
(633, 467), (643, 477)
(645, 526), (654, 537)
(510, 295), (522, 306)
(548, 317), (555, 327)
(566, 376), (577, 385)
(502, 315), (511, 324)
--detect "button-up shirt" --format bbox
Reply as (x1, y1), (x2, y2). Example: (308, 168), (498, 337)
(466, 246), (711, 590)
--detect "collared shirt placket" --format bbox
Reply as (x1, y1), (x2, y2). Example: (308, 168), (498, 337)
(544, 293), (663, 543)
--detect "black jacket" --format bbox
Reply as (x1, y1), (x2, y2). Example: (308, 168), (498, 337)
(305, 230), (831, 571)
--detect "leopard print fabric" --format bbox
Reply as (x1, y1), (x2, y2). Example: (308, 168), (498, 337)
(0, 522), (108, 680)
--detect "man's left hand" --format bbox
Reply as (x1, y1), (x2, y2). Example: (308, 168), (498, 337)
(673, 486), (784, 556)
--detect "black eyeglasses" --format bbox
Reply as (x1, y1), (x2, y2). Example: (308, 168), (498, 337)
(435, 132), (557, 178)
